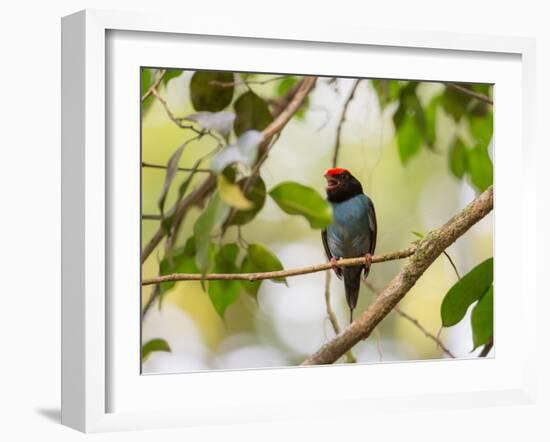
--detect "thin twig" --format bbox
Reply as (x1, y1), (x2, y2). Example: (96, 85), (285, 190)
(332, 79), (361, 167)
(394, 307), (456, 358)
(141, 77), (317, 266)
(142, 214), (162, 221)
(142, 246), (416, 285)
(324, 271), (340, 334)
(141, 69), (166, 102)
(324, 271), (356, 363)
(302, 186), (493, 365)
(373, 328), (383, 361)
(443, 250), (461, 280)
(149, 88), (204, 135)
(448, 83), (493, 105)
(364, 281), (456, 358)
(478, 336), (494, 357)
(142, 161), (212, 174)
(147, 84), (225, 146)
(221, 78), (316, 231)
(141, 174), (216, 263)
(262, 77), (317, 141)
(209, 75), (288, 88)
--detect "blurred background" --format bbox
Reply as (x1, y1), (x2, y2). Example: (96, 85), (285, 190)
(141, 71), (493, 374)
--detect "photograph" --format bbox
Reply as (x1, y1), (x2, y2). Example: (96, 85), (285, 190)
(140, 68), (494, 374)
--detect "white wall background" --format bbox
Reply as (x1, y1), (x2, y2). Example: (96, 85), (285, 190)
(0, 1), (547, 440)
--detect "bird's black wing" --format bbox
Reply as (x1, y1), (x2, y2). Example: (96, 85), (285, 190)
(321, 229), (342, 279)
(368, 198), (377, 256)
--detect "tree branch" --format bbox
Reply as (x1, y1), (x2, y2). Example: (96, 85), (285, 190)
(448, 83), (493, 105)
(262, 77), (317, 140)
(141, 77), (317, 264)
(364, 280), (456, 358)
(478, 336), (494, 357)
(302, 185), (493, 365)
(209, 75), (288, 88)
(141, 174), (216, 263)
(142, 214), (162, 221)
(332, 79), (361, 167)
(394, 307), (455, 358)
(142, 69), (166, 102)
(141, 246), (416, 285)
(142, 161), (212, 174)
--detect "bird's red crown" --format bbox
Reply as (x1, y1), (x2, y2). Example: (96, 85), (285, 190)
(325, 167), (349, 177)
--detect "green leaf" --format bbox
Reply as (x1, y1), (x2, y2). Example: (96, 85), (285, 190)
(183, 111), (235, 140)
(241, 243), (286, 296)
(269, 182), (332, 229)
(240, 256), (260, 296)
(277, 76), (297, 96)
(193, 193), (229, 275)
(393, 82), (423, 129)
(141, 68), (152, 96)
(277, 77), (309, 120)
(226, 176), (267, 226)
(217, 174), (253, 210)
(156, 236), (202, 301)
(449, 138), (468, 179)
(208, 243), (241, 318)
(371, 79), (401, 107)
(233, 91), (274, 136)
(396, 113), (423, 164)
(412, 231), (425, 239)
(425, 95), (441, 147)
(142, 338), (171, 362)
(442, 85), (471, 121)
(469, 113), (493, 151)
(471, 83), (492, 96)
(141, 68), (155, 111)
(160, 159), (203, 234)
(158, 139), (195, 218)
(471, 286), (494, 350)
(190, 71), (234, 112)
(468, 146), (493, 192)
(441, 258), (493, 327)
(210, 130), (263, 173)
(162, 69), (183, 86)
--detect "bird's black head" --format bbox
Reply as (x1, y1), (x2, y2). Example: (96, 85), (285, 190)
(324, 168), (363, 202)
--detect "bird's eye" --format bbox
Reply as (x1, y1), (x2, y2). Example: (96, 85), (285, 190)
(343, 173), (349, 180)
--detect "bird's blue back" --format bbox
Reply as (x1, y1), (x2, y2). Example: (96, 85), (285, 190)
(326, 194), (375, 259)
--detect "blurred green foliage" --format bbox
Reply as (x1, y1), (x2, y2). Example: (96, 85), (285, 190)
(140, 69), (494, 364)
(372, 79), (493, 192)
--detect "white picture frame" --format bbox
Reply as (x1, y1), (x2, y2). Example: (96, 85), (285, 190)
(61, 9), (537, 433)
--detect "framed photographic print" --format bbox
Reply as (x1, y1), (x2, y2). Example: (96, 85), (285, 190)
(61, 9), (537, 432)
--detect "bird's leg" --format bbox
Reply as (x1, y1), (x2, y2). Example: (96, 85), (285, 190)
(364, 253), (373, 268)
(362, 253), (373, 282)
(330, 256), (340, 271)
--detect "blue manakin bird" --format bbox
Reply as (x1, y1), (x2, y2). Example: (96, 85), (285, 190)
(322, 168), (377, 324)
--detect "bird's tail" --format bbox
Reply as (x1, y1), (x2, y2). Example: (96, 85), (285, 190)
(343, 266), (363, 324)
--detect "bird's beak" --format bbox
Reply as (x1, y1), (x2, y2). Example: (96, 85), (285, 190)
(324, 174), (338, 190)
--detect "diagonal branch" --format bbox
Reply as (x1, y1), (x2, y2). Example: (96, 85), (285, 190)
(302, 185), (493, 365)
(141, 246), (416, 286)
(478, 336), (494, 357)
(393, 307), (455, 358)
(364, 280), (456, 358)
(448, 83), (493, 105)
(142, 69), (166, 102)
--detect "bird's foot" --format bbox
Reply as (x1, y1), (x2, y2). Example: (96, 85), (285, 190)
(364, 253), (373, 267)
(330, 257), (340, 270)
